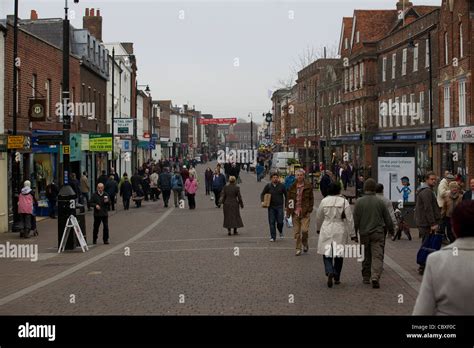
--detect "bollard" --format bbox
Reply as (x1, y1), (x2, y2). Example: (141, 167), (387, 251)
(57, 185), (77, 250)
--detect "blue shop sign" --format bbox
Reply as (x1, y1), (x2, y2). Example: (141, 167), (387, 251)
(32, 144), (59, 153)
(397, 132), (428, 141)
(373, 133), (395, 141)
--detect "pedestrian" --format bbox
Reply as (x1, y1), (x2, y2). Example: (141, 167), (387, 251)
(413, 200), (474, 315)
(189, 165), (197, 178)
(436, 171), (454, 208)
(143, 169), (151, 201)
(150, 170), (160, 202)
(119, 174), (132, 210)
(105, 175), (118, 211)
(171, 170), (184, 207)
(256, 163), (264, 182)
(440, 181), (462, 244)
(316, 183), (356, 287)
(284, 171), (295, 191)
(80, 172), (90, 210)
(90, 183), (110, 244)
(220, 176), (244, 235)
(353, 178), (395, 288)
(185, 173), (198, 210)
(462, 178), (474, 201)
(261, 171), (287, 241)
(212, 168), (226, 208)
(375, 183), (397, 236)
(109, 168), (120, 183)
(415, 172), (442, 275)
(18, 180), (37, 238)
(205, 167), (213, 196)
(45, 179), (59, 218)
(159, 167), (172, 208)
(97, 170), (108, 186)
(341, 164), (350, 191)
(69, 173), (80, 198)
(286, 168), (314, 256)
(356, 175), (365, 198)
(319, 170), (332, 198)
(181, 165), (189, 184)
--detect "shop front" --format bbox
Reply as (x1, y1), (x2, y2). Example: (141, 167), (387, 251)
(373, 130), (431, 187)
(436, 126), (474, 186)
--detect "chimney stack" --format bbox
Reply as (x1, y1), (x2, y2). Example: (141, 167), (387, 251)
(30, 10), (38, 20)
(396, 0), (413, 11)
(83, 7), (103, 41)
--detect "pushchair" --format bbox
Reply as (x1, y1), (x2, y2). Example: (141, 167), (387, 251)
(391, 209), (412, 241)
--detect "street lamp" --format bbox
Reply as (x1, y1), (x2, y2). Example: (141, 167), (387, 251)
(248, 112), (253, 152)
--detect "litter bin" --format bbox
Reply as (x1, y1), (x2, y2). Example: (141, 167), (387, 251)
(75, 203), (87, 245)
(57, 185), (77, 250)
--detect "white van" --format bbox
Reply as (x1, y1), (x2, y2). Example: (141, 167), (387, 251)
(272, 152), (298, 171)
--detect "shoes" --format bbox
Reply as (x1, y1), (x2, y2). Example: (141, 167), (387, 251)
(371, 280), (380, 289)
(233, 231), (238, 235)
(295, 250), (302, 256)
(270, 238), (275, 242)
(363, 278), (370, 284)
(104, 241), (109, 245)
(228, 231), (232, 236)
(303, 245), (309, 253)
(334, 280), (341, 285)
(279, 232), (284, 238)
(327, 273), (334, 288)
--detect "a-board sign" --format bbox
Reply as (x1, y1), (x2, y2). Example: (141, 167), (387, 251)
(58, 215), (89, 253)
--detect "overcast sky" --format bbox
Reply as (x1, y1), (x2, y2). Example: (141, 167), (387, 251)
(2, 0), (438, 123)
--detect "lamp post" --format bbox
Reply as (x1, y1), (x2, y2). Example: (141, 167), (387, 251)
(248, 112), (253, 153)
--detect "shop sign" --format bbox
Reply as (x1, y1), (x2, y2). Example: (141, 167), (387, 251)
(81, 134), (89, 151)
(114, 118), (134, 136)
(70, 133), (82, 162)
(8, 135), (30, 150)
(436, 127), (474, 143)
(29, 98), (46, 122)
(121, 140), (132, 152)
(89, 134), (113, 152)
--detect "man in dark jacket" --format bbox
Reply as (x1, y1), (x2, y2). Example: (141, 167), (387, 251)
(286, 169), (314, 256)
(415, 171), (442, 274)
(212, 168), (226, 208)
(105, 175), (118, 211)
(45, 180), (59, 218)
(462, 178), (474, 201)
(159, 167), (172, 208)
(97, 170), (109, 186)
(120, 175), (133, 210)
(354, 178), (394, 289)
(89, 183), (110, 244)
(261, 172), (287, 241)
(319, 170), (332, 198)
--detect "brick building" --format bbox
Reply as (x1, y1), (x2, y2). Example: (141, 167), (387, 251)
(435, 0), (474, 184)
(375, 5), (440, 193)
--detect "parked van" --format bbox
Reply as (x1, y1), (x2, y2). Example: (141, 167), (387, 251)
(272, 152), (298, 171)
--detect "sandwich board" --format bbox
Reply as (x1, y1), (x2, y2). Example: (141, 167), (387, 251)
(58, 215), (89, 253)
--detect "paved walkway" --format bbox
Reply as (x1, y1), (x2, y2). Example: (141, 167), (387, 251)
(0, 162), (424, 315)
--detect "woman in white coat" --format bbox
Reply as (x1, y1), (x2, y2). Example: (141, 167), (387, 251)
(316, 183), (356, 288)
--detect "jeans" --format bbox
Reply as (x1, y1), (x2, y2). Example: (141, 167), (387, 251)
(268, 206), (284, 239)
(123, 198), (130, 210)
(323, 256), (344, 280)
(360, 232), (385, 281)
(173, 189), (183, 207)
(213, 189), (222, 206)
(162, 190), (171, 207)
(93, 215), (109, 242)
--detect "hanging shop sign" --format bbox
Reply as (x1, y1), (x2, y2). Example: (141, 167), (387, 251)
(29, 98), (47, 122)
(8, 135), (31, 150)
(89, 134), (113, 152)
(114, 118), (134, 136)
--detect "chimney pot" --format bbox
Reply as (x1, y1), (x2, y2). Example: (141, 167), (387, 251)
(90, 8), (95, 16)
(97, 9), (101, 17)
(85, 8), (89, 16)
(30, 9), (38, 20)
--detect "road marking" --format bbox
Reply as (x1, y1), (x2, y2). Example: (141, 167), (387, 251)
(384, 254), (421, 292)
(112, 246), (296, 254)
(0, 208), (174, 307)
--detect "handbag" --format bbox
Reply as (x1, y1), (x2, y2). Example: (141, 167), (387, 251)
(416, 232), (443, 266)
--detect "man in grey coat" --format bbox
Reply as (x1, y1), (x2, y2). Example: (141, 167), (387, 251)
(414, 171), (441, 275)
(353, 178), (394, 289)
(375, 183), (397, 234)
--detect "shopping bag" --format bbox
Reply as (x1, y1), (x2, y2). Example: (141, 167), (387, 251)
(285, 215), (293, 228)
(416, 232), (443, 266)
(262, 193), (271, 208)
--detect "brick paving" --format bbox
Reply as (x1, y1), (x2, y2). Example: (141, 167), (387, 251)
(0, 162), (424, 315)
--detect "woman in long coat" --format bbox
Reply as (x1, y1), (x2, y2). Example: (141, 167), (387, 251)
(220, 176), (244, 235)
(316, 182), (356, 288)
